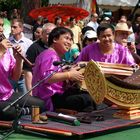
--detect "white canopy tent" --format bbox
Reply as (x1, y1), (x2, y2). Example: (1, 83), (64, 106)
(97, 0), (139, 7)
(97, 0), (140, 13)
(48, 0), (139, 14)
(48, 0), (78, 4)
(49, 0), (139, 7)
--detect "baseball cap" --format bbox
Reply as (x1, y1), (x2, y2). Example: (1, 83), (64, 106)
(84, 30), (97, 39)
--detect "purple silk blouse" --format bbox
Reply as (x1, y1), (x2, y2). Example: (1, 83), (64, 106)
(76, 42), (135, 65)
(0, 50), (15, 101)
(32, 49), (64, 111)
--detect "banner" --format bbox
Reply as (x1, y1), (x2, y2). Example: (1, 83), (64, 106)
(77, 0), (92, 12)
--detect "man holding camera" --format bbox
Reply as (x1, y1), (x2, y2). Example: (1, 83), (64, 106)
(115, 22), (140, 65)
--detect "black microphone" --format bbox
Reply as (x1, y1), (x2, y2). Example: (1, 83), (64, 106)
(53, 60), (71, 66)
(53, 61), (63, 66)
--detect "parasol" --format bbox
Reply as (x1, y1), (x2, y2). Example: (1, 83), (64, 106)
(29, 5), (89, 22)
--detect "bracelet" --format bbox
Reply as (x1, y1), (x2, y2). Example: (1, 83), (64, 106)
(67, 72), (71, 79)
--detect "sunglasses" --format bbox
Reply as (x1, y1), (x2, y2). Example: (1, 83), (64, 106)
(11, 26), (18, 29)
(87, 38), (97, 42)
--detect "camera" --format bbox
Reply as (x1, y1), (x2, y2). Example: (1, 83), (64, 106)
(127, 42), (131, 46)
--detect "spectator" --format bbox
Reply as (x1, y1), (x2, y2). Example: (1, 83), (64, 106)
(10, 8), (20, 19)
(115, 22), (140, 64)
(82, 30), (97, 48)
(54, 16), (62, 27)
(87, 13), (99, 32)
(9, 18), (33, 94)
(32, 16), (44, 41)
(23, 23), (56, 94)
(34, 26), (42, 41)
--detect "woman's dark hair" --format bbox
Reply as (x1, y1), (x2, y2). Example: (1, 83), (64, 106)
(43, 18), (49, 24)
(69, 17), (75, 22)
(82, 26), (94, 35)
(97, 23), (114, 37)
(54, 16), (61, 25)
(48, 27), (73, 46)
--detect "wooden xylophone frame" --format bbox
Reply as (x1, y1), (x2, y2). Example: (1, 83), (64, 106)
(84, 60), (140, 120)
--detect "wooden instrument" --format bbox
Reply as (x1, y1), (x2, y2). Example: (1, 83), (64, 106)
(77, 62), (87, 91)
(84, 60), (140, 120)
(0, 34), (33, 67)
(77, 61), (134, 91)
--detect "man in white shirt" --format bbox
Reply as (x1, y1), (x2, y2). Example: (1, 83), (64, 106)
(87, 13), (99, 32)
(9, 18), (33, 94)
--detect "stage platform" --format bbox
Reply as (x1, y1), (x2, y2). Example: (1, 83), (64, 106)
(0, 107), (140, 139)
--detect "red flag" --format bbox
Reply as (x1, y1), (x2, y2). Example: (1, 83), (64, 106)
(91, 0), (96, 13)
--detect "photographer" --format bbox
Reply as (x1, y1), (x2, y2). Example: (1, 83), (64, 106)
(115, 22), (140, 65)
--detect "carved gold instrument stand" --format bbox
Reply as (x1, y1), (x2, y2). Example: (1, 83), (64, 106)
(84, 60), (140, 120)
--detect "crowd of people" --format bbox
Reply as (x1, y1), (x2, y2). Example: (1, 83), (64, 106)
(0, 9), (140, 121)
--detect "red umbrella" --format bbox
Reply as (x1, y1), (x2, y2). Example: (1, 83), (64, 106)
(29, 5), (89, 22)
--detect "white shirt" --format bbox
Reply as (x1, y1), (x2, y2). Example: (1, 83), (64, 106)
(87, 21), (99, 32)
(9, 33), (33, 57)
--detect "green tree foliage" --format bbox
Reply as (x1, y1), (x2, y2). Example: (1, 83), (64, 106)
(0, 0), (21, 11)
(0, 0), (49, 23)
(41, 0), (49, 6)
(0, 0), (48, 11)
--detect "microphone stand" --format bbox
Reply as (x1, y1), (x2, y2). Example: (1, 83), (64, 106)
(1, 63), (65, 140)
